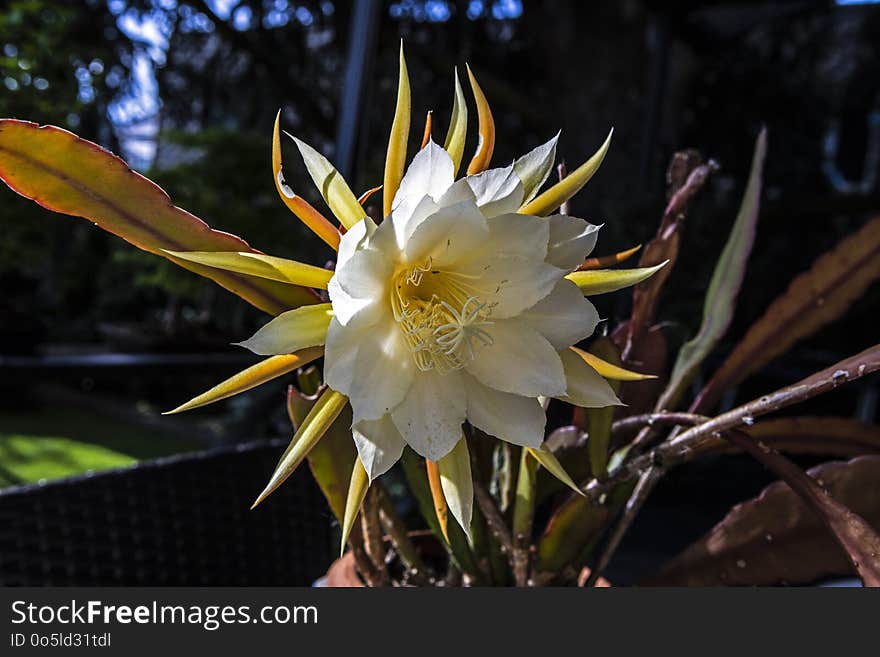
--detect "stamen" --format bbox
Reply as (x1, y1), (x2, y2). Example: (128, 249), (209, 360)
(390, 261), (495, 374)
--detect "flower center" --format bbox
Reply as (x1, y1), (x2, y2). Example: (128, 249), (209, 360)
(391, 258), (495, 374)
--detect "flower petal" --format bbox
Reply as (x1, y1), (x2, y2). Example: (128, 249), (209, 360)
(466, 319), (566, 397)
(235, 303), (333, 355)
(558, 347), (622, 408)
(324, 314), (415, 422)
(403, 197), (489, 267)
(329, 243), (393, 328)
(519, 279), (600, 349)
(478, 212), (549, 260)
(513, 132), (560, 204)
(391, 140), (454, 238)
(456, 254), (561, 319)
(546, 215), (602, 271)
(391, 370), (466, 461)
(463, 374), (546, 448)
(336, 216), (376, 270)
(466, 165), (524, 217)
(352, 414), (407, 482)
(438, 436), (474, 535)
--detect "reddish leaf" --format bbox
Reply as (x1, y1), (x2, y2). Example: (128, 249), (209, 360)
(693, 215), (880, 413)
(611, 322), (668, 417)
(649, 456), (880, 586)
(0, 120), (319, 315)
(615, 152), (719, 362)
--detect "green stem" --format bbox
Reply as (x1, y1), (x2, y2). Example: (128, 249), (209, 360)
(512, 447), (537, 586)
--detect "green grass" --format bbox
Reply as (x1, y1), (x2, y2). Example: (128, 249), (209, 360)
(0, 407), (200, 489)
(0, 434), (135, 488)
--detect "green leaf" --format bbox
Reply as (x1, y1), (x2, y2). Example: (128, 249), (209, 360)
(513, 447), (538, 541)
(535, 495), (609, 574)
(584, 337), (623, 478)
(693, 215), (880, 413)
(658, 128), (766, 411)
(0, 119), (318, 315)
(400, 449), (481, 579)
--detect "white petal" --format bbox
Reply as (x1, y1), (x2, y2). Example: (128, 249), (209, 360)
(336, 216), (376, 270)
(519, 279), (600, 349)
(513, 132), (559, 204)
(465, 319), (566, 397)
(455, 254), (561, 319)
(403, 197), (489, 266)
(324, 314), (414, 421)
(558, 347), (622, 408)
(391, 370), (466, 461)
(463, 373), (546, 448)
(466, 165), (524, 217)
(438, 437), (473, 535)
(480, 212), (549, 260)
(352, 415), (407, 482)
(391, 140), (454, 227)
(328, 245), (392, 328)
(235, 304), (333, 355)
(546, 215), (601, 271)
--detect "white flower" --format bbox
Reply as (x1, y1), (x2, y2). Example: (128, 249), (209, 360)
(166, 56), (662, 538)
(324, 141), (615, 481)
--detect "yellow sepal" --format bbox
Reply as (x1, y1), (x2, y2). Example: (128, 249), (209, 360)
(519, 129), (613, 216)
(383, 42), (411, 217)
(251, 388), (348, 509)
(340, 459), (370, 555)
(569, 346), (657, 381)
(165, 347), (323, 415)
(566, 261), (667, 296)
